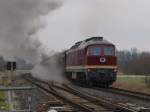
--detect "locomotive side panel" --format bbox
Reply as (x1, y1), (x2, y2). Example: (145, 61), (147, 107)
(66, 49), (86, 71)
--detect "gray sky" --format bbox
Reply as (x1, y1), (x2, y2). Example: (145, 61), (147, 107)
(39, 0), (150, 51)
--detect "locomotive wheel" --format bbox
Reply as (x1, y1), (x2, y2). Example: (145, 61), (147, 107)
(103, 83), (109, 88)
(105, 84), (109, 88)
(87, 81), (94, 87)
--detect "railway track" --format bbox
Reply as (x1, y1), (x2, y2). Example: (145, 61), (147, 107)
(61, 84), (150, 112)
(24, 76), (110, 112)
(24, 76), (102, 112)
(94, 87), (150, 101)
(52, 83), (111, 112)
(23, 75), (150, 112)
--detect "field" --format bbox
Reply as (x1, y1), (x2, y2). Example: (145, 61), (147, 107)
(0, 92), (8, 110)
(0, 72), (9, 110)
(112, 74), (150, 94)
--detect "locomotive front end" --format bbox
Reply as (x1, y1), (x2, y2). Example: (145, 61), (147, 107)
(85, 43), (117, 86)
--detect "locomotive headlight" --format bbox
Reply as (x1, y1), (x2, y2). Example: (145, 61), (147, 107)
(113, 68), (118, 73)
(87, 68), (91, 72)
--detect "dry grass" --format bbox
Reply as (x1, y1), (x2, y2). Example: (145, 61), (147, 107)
(0, 92), (8, 110)
(112, 74), (150, 94)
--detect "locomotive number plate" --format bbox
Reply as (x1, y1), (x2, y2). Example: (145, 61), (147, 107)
(100, 57), (106, 63)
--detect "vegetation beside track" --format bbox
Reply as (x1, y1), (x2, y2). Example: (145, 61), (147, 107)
(0, 92), (9, 110)
(112, 74), (150, 94)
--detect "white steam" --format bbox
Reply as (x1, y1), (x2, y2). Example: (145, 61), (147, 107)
(0, 0), (64, 82)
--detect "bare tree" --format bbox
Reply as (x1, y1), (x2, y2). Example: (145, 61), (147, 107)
(117, 48), (150, 75)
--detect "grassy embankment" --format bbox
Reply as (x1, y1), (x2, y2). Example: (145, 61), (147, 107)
(0, 71), (12, 110)
(113, 74), (150, 94)
(0, 92), (9, 110)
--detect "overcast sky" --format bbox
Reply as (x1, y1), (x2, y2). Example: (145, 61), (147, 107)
(39, 0), (150, 52)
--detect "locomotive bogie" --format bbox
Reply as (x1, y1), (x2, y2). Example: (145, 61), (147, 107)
(66, 68), (117, 86)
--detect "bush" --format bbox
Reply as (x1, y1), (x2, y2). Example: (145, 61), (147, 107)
(145, 76), (150, 88)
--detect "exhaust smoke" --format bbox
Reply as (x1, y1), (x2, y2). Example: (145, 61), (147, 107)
(0, 0), (65, 82)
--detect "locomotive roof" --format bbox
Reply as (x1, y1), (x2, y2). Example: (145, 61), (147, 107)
(67, 37), (114, 53)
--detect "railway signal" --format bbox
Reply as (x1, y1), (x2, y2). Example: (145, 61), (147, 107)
(6, 61), (16, 71)
(6, 61), (17, 86)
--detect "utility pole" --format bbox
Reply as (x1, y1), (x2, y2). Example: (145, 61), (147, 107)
(6, 62), (16, 85)
(28, 96), (32, 112)
(4, 61), (33, 112)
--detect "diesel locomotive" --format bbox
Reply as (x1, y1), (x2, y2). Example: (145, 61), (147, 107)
(64, 37), (117, 87)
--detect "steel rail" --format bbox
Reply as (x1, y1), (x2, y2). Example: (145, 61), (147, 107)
(24, 77), (98, 112)
(23, 75), (149, 112)
(53, 84), (142, 112)
(95, 87), (150, 101)
(51, 84), (111, 112)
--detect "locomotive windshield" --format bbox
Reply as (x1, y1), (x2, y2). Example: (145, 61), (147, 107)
(104, 46), (115, 56)
(87, 45), (115, 56)
(87, 46), (102, 56)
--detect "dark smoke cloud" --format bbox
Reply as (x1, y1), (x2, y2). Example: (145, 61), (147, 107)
(0, 0), (64, 82)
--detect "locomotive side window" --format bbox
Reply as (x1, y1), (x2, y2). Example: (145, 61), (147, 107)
(87, 47), (101, 56)
(104, 46), (114, 56)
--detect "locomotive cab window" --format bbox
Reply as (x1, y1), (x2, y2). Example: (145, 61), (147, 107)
(104, 46), (114, 56)
(87, 46), (101, 56)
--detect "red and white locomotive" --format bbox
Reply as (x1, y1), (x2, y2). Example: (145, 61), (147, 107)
(64, 37), (117, 87)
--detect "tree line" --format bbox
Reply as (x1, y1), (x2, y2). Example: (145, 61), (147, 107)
(117, 48), (150, 75)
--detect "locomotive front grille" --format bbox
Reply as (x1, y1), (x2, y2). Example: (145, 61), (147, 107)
(88, 69), (117, 84)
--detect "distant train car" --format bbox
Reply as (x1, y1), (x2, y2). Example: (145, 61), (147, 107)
(65, 37), (117, 87)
